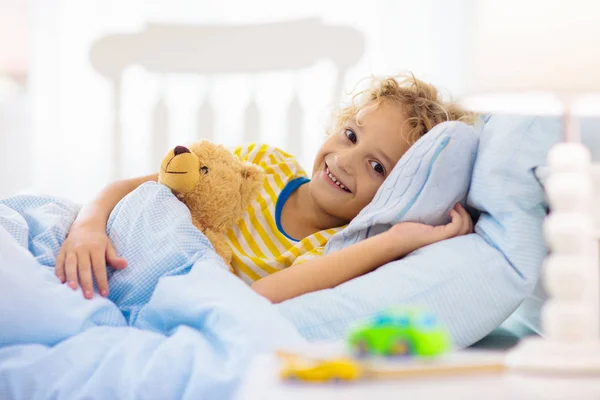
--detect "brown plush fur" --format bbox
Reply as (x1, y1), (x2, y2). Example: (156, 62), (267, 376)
(158, 141), (264, 272)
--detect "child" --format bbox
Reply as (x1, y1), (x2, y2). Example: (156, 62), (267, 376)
(55, 74), (477, 303)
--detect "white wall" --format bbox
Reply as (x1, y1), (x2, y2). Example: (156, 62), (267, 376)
(0, 0), (30, 198)
(15, 0), (475, 203)
(0, 86), (30, 198)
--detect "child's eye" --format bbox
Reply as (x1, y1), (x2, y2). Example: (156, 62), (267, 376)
(344, 128), (357, 144)
(370, 160), (385, 175)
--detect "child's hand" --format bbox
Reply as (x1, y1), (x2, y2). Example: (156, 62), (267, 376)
(388, 203), (473, 253)
(55, 224), (128, 299)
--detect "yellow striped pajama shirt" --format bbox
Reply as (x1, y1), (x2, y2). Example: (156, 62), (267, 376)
(226, 143), (343, 285)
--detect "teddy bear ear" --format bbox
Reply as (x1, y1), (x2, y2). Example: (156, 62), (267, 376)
(239, 162), (264, 204)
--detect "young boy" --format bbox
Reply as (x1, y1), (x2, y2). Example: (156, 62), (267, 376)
(55, 74), (476, 303)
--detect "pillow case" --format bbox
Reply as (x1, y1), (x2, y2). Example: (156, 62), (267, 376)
(277, 120), (481, 345)
(325, 121), (479, 249)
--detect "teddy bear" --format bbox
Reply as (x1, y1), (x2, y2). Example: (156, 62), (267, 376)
(158, 141), (264, 273)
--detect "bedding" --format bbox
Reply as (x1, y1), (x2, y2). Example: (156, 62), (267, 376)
(0, 184), (305, 399)
(0, 115), (557, 397)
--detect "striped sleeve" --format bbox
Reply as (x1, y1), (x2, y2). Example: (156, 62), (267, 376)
(233, 143), (305, 176)
(292, 246), (325, 266)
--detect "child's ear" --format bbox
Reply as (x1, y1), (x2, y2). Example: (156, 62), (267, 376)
(239, 162), (264, 205)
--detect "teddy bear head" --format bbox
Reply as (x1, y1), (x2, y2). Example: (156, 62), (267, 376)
(158, 141), (264, 232)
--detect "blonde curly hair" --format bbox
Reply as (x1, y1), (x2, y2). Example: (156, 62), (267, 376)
(329, 73), (477, 145)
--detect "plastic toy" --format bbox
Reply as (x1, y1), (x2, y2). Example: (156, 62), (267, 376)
(276, 308), (506, 384)
(347, 307), (450, 357)
(279, 354), (362, 382)
(277, 351), (505, 383)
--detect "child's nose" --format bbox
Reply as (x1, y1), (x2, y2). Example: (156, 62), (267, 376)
(335, 152), (353, 174)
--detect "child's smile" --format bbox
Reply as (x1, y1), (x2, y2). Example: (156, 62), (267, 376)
(308, 101), (411, 225)
(323, 163), (351, 193)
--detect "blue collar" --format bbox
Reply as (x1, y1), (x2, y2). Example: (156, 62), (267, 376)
(275, 177), (310, 242)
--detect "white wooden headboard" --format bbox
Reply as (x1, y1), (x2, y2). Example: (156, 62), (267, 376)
(89, 18), (365, 179)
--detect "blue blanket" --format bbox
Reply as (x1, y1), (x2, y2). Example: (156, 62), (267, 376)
(0, 183), (305, 399)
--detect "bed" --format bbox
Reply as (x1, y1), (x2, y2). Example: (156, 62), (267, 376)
(88, 18), (365, 180)
(0, 19), (554, 399)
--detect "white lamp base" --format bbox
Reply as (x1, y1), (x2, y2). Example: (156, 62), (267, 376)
(507, 336), (600, 374)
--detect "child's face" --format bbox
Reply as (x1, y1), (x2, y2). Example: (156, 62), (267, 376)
(310, 101), (411, 223)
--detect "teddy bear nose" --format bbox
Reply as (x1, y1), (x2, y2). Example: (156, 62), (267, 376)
(173, 146), (191, 156)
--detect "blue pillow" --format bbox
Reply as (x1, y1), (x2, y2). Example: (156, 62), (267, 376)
(325, 121), (479, 247)
(471, 116), (560, 340)
(277, 115), (558, 347)
(277, 120), (481, 346)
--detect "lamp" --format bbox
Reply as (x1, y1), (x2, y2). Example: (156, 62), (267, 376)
(462, 0), (600, 373)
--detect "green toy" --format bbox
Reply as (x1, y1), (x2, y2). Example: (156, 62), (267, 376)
(347, 307), (450, 357)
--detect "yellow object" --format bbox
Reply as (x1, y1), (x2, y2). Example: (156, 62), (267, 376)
(158, 141), (264, 272)
(225, 144), (343, 284)
(280, 356), (362, 382)
(277, 351), (505, 383)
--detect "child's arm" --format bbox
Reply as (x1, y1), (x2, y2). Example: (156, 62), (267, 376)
(55, 173), (158, 298)
(251, 204), (473, 303)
